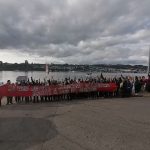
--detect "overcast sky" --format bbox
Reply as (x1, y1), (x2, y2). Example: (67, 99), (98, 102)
(0, 0), (150, 65)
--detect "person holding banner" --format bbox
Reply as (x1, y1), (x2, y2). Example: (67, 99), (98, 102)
(6, 80), (13, 105)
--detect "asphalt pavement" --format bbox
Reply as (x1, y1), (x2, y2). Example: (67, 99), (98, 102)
(0, 97), (150, 150)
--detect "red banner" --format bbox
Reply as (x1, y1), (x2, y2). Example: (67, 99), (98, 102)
(0, 83), (117, 97)
(97, 83), (118, 92)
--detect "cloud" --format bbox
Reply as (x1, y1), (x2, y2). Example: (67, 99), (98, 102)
(0, 0), (150, 65)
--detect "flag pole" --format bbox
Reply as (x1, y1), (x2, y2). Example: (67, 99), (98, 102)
(45, 63), (49, 84)
(148, 46), (150, 75)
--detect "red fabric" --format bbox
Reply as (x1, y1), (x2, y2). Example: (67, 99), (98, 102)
(97, 83), (117, 92)
(0, 83), (117, 97)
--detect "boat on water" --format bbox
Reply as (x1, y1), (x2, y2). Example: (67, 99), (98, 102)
(86, 72), (92, 76)
(16, 76), (28, 83)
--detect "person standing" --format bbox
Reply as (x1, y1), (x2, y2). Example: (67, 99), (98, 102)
(134, 76), (141, 95)
(146, 74), (150, 92)
(6, 80), (13, 105)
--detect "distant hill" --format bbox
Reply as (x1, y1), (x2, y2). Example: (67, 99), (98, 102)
(0, 62), (147, 73)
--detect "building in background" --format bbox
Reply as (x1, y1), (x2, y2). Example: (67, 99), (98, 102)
(0, 61), (3, 70)
(25, 60), (29, 71)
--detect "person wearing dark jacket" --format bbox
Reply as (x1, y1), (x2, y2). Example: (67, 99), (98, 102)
(6, 80), (13, 104)
(134, 76), (141, 94)
(146, 74), (150, 92)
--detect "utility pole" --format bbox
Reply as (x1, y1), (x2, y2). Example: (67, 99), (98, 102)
(148, 46), (150, 75)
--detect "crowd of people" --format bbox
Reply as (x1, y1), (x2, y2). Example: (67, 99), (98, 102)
(5, 73), (150, 105)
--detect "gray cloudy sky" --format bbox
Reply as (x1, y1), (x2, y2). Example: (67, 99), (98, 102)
(0, 0), (150, 65)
